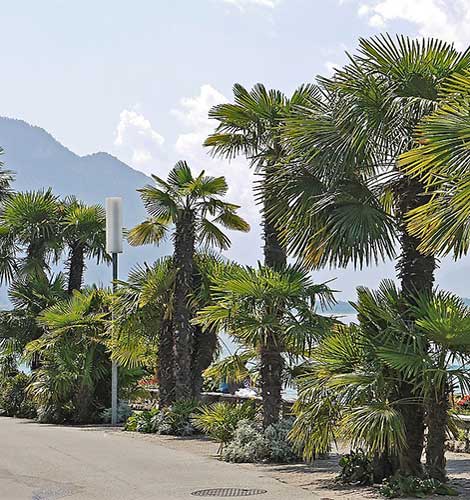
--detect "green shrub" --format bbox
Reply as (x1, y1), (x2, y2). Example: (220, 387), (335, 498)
(264, 418), (300, 463)
(158, 400), (199, 436)
(101, 402), (133, 424)
(380, 475), (458, 498)
(338, 449), (374, 486)
(125, 408), (159, 433)
(192, 402), (258, 448)
(125, 400), (200, 436)
(0, 373), (36, 419)
(222, 420), (269, 463)
(222, 418), (300, 463)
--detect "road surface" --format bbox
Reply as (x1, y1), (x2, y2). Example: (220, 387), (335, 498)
(0, 418), (316, 500)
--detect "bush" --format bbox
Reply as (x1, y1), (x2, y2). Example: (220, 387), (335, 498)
(192, 402), (258, 448)
(101, 402), (133, 424)
(125, 408), (159, 433)
(125, 400), (200, 436)
(157, 400), (199, 436)
(338, 450), (374, 486)
(222, 418), (300, 463)
(0, 372), (36, 419)
(264, 418), (300, 463)
(380, 475), (458, 498)
(222, 420), (269, 463)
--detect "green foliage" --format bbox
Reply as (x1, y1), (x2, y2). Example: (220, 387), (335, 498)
(222, 418), (299, 464)
(128, 161), (249, 251)
(192, 402), (258, 446)
(0, 372), (36, 418)
(380, 475), (458, 498)
(338, 450), (374, 486)
(222, 420), (269, 463)
(125, 400), (200, 436)
(125, 408), (160, 433)
(101, 402), (133, 424)
(26, 288), (112, 424)
(157, 400), (200, 436)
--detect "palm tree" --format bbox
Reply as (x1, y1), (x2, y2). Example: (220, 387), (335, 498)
(291, 280), (470, 482)
(28, 288), (112, 423)
(114, 258), (175, 406)
(0, 189), (62, 281)
(129, 161), (249, 400)
(0, 273), (67, 370)
(399, 71), (470, 258)
(195, 263), (334, 427)
(273, 35), (470, 475)
(204, 84), (319, 424)
(61, 197), (108, 294)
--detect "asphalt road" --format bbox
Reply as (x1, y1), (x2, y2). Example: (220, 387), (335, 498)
(0, 418), (315, 500)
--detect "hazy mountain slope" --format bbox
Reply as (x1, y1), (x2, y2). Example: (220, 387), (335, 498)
(0, 116), (169, 285)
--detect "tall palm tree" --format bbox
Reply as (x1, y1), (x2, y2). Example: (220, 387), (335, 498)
(273, 35), (470, 476)
(61, 197), (108, 294)
(129, 161), (249, 400)
(195, 263), (334, 427)
(204, 83), (318, 424)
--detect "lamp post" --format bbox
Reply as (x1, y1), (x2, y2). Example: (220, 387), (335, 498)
(106, 197), (123, 426)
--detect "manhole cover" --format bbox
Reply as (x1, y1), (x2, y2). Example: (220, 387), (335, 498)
(191, 488), (267, 497)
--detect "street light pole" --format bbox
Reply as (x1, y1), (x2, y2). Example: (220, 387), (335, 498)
(106, 197), (123, 426)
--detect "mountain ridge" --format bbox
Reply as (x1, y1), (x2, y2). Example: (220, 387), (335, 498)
(0, 115), (169, 285)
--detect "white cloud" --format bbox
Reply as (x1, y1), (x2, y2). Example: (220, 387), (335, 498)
(355, 0), (470, 48)
(219, 0), (281, 12)
(113, 109), (165, 174)
(172, 84), (261, 263)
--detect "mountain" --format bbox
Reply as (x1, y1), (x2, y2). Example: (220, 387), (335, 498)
(0, 116), (170, 285)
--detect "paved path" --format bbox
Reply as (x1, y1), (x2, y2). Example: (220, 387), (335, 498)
(0, 418), (316, 500)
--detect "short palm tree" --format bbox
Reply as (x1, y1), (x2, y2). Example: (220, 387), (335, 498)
(28, 288), (112, 423)
(129, 161), (249, 400)
(195, 263), (334, 427)
(61, 197), (108, 294)
(114, 257), (175, 406)
(292, 280), (470, 482)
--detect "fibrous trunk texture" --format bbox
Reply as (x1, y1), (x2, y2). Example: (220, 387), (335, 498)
(173, 210), (195, 401)
(67, 242), (85, 294)
(191, 326), (218, 399)
(396, 176), (436, 477)
(425, 388), (449, 482)
(261, 192), (286, 427)
(158, 317), (175, 407)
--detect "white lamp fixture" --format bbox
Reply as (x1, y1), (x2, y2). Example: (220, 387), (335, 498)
(106, 197), (123, 254)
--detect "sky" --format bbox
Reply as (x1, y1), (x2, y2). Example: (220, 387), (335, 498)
(1, 0), (470, 299)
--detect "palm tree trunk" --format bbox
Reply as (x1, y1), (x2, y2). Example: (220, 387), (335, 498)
(425, 387), (449, 482)
(260, 336), (283, 428)
(261, 190), (286, 427)
(173, 210), (195, 401)
(158, 317), (175, 407)
(191, 326), (218, 399)
(67, 241), (85, 294)
(396, 176), (436, 477)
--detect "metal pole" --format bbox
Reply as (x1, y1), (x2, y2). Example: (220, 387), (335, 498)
(111, 252), (118, 425)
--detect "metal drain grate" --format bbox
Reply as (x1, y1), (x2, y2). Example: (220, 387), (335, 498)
(191, 488), (267, 497)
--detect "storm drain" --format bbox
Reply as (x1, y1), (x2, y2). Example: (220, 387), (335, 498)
(191, 488), (267, 497)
